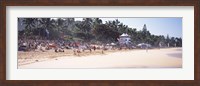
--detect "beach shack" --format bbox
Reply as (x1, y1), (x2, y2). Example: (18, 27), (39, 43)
(118, 33), (131, 48)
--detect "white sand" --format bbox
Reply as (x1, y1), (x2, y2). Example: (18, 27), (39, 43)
(19, 48), (182, 68)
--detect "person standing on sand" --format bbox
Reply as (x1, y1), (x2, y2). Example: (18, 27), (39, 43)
(93, 45), (96, 51)
(159, 42), (162, 49)
(146, 44), (148, 52)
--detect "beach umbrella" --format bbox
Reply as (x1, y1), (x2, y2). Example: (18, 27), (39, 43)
(111, 43), (116, 45)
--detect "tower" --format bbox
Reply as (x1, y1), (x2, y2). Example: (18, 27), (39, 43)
(142, 24), (147, 32)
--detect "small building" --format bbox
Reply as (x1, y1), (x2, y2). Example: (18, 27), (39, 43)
(137, 43), (152, 49)
(118, 33), (131, 47)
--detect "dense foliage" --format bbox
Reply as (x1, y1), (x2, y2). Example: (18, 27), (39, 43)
(18, 18), (182, 47)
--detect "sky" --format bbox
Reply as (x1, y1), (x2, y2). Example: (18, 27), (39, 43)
(75, 18), (182, 38)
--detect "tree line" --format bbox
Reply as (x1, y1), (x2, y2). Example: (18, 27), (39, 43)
(18, 18), (182, 47)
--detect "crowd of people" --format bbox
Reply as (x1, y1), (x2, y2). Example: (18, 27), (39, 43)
(18, 38), (115, 56)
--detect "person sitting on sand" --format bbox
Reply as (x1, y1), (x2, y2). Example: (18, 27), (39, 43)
(73, 48), (81, 56)
(55, 48), (64, 52)
(93, 45), (96, 51)
(38, 43), (45, 52)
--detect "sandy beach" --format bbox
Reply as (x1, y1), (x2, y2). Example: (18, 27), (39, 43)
(18, 48), (182, 68)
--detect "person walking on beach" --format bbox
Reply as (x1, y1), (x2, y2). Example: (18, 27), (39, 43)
(159, 42), (162, 50)
(146, 45), (148, 52)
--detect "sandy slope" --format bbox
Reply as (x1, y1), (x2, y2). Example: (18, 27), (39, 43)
(19, 48), (182, 68)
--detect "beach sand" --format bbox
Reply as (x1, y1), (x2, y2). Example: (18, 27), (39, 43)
(18, 48), (182, 68)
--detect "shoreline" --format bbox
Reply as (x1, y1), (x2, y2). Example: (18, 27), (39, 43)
(18, 47), (182, 68)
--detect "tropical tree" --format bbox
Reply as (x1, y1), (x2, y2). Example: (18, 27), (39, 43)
(74, 18), (94, 42)
(22, 18), (37, 37)
(19, 18), (182, 48)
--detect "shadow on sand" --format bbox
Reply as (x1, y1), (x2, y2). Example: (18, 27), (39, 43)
(175, 48), (182, 51)
(167, 53), (182, 58)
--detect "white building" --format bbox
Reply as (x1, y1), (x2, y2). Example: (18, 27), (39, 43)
(118, 33), (131, 46)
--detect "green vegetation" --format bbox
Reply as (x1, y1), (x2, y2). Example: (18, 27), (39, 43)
(18, 18), (182, 47)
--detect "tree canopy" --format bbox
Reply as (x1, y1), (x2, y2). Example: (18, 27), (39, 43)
(18, 18), (182, 47)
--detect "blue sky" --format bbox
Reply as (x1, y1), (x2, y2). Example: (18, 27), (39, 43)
(75, 18), (182, 38)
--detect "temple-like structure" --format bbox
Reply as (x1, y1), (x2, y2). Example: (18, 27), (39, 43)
(118, 33), (131, 47)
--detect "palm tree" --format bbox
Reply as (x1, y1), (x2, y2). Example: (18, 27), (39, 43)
(22, 18), (39, 39)
(23, 18), (36, 30)
(36, 18), (56, 39)
(74, 18), (94, 42)
(93, 18), (102, 25)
